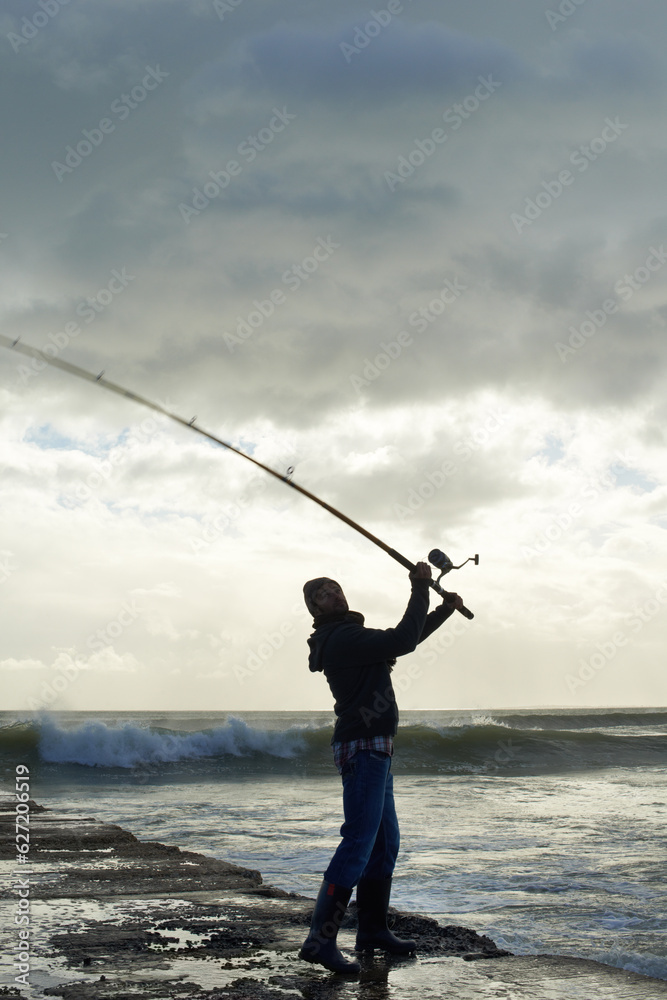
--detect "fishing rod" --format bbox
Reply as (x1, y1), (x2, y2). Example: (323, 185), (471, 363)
(0, 333), (477, 618)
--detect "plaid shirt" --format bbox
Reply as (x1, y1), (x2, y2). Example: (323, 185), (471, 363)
(332, 735), (394, 774)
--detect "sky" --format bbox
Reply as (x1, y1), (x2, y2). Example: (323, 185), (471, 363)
(1, 0), (666, 713)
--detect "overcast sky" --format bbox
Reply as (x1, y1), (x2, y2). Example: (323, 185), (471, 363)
(1, 0), (666, 714)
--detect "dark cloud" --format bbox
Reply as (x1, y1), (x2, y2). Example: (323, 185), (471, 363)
(240, 20), (526, 101)
(2, 0), (667, 709)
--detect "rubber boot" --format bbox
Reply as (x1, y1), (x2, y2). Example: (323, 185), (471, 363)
(355, 876), (417, 955)
(299, 881), (361, 974)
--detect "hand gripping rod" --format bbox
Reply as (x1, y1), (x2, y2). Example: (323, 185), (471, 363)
(0, 334), (474, 618)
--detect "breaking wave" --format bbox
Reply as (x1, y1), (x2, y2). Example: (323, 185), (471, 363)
(2, 711), (666, 776)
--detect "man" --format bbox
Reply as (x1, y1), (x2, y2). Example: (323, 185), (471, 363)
(298, 564), (464, 974)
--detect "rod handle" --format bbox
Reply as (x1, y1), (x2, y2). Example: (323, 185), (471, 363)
(430, 580), (475, 620)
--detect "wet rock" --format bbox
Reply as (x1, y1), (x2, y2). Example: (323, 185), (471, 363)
(4, 800), (665, 999)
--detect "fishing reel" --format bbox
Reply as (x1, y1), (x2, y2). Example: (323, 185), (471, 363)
(428, 549), (479, 585)
(425, 550), (479, 619)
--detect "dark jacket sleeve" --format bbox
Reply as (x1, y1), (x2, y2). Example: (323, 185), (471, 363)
(325, 580), (430, 667)
(418, 601), (456, 643)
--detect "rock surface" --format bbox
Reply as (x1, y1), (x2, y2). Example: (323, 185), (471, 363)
(2, 800), (666, 999)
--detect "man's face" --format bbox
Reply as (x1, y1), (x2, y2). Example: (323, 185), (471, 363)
(312, 581), (349, 615)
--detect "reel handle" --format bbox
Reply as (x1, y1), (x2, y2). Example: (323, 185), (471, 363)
(387, 548), (474, 619)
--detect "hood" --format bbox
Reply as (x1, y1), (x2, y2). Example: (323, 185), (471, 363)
(307, 623), (339, 673)
(306, 611), (365, 672)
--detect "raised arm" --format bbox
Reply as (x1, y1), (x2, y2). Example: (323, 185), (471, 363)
(326, 566), (433, 667)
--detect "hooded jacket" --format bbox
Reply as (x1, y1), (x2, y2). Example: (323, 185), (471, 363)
(307, 580), (455, 743)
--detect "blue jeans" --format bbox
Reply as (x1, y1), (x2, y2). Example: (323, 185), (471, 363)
(323, 749), (400, 889)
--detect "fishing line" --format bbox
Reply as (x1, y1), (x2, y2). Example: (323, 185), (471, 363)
(0, 333), (477, 617)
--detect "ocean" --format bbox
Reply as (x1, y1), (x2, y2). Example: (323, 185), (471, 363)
(1, 708), (666, 981)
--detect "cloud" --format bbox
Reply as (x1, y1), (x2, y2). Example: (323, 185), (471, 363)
(0, 658), (44, 671)
(237, 20), (525, 102)
(2, 0), (667, 710)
